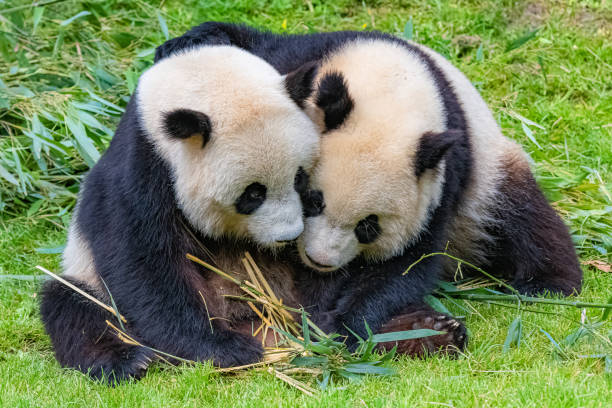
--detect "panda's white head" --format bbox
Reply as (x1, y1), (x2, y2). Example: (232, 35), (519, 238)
(296, 40), (461, 272)
(136, 46), (320, 247)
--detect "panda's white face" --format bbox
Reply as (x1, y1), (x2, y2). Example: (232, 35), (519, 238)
(297, 40), (449, 272)
(137, 46), (319, 247)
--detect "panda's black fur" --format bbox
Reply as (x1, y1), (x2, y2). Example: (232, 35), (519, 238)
(156, 22), (581, 344)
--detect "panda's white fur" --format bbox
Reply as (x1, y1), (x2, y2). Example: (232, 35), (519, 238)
(62, 222), (100, 289)
(298, 40), (450, 271)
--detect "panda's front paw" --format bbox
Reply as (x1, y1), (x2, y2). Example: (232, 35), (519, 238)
(375, 310), (467, 357)
(211, 332), (264, 368)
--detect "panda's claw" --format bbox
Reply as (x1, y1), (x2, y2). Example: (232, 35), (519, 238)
(375, 309), (468, 357)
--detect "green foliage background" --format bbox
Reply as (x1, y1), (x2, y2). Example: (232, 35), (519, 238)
(0, 0), (611, 406)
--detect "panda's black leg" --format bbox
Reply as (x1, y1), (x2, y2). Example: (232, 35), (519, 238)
(489, 160), (582, 297)
(40, 279), (155, 384)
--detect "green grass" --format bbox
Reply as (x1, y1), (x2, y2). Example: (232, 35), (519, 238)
(0, 0), (611, 406)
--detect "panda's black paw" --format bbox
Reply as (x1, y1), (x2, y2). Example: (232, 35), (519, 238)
(375, 310), (467, 357)
(87, 345), (155, 385)
(211, 332), (264, 368)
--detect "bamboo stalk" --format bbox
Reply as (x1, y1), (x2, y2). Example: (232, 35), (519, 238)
(268, 368), (317, 396)
(448, 292), (612, 308)
(404, 252), (518, 294)
(186, 253), (241, 285)
(245, 252), (280, 303)
(36, 265), (127, 323)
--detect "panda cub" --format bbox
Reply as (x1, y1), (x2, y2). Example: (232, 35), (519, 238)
(39, 45), (320, 382)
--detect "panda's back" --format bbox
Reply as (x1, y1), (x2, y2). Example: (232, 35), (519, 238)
(411, 43), (529, 267)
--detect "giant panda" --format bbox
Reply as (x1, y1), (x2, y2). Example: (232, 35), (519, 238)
(156, 23), (582, 351)
(39, 45), (321, 382)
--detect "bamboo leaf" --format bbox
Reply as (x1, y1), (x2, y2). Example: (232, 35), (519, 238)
(317, 370), (331, 391)
(32, 7), (45, 33)
(506, 28), (539, 52)
(521, 122), (542, 149)
(136, 48), (155, 58)
(338, 369), (364, 382)
(99, 276), (125, 331)
(35, 244), (65, 254)
(301, 309), (310, 346)
(344, 363), (395, 376)
(379, 344), (398, 362)
(371, 329), (443, 343)
(476, 43), (484, 61)
(60, 11), (91, 27)
(291, 356), (328, 367)
(562, 326), (589, 347)
(64, 115), (100, 166)
(425, 294), (452, 315)
(502, 316), (522, 353)
(27, 199), (44, 217)
(403, 17), (413, 40)
(0, 163), (19, 186)
(156, 11), (169, 40)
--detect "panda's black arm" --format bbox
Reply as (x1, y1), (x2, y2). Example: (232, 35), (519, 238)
(326, 237), (443, 343)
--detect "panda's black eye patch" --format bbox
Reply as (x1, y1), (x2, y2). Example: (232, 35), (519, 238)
(355, 214), (381, 244)
(302, 190), (325, 217)
(294, 167), (309, 194)
(235, 182), (267, 215)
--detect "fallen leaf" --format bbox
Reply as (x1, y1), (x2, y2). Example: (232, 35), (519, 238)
(582, 260), (611, 273)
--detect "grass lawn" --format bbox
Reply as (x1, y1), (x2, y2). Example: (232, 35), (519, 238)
(1, 0), (611, 406)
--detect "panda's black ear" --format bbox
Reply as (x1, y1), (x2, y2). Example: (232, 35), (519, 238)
(415, 130), (463, 177)
(315, 72), (354, 131)
(163, 109), (212, 148)
(284, 60), (319, 109)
